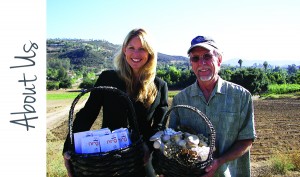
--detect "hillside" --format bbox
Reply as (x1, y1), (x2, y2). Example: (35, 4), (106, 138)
(47, 39), (300, 70)
(47, 39), (189, 69)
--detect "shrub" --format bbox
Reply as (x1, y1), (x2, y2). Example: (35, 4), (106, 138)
(289, 152), (300, 171)
(59, 78), (72, 89)
(79, 78), (96, 89)
(47, 81), (59, 90)
(270, 153), (295, 175)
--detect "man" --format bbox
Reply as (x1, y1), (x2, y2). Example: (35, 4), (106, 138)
(169, 36), (256, 177)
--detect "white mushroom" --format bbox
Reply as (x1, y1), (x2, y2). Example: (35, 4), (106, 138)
(186, 135), (200, 147)
(149, 131), (164, 141)
(153, 139), (163, 149)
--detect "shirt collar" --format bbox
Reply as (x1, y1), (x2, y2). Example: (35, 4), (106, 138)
(216, 77), (225, 94)
(190, 77), (226, 97)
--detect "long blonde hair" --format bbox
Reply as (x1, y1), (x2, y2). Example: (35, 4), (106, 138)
(114, 28), (158, 108)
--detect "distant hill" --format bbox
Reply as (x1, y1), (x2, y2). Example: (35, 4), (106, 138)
(47, 39), (189, 69)
(223, 58), (300, 68)
(47, 39), (299, 70)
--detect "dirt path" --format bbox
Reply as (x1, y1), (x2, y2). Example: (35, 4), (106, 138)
(47, 98), (87, 130)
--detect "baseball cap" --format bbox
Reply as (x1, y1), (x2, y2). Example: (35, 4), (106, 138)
(187, 36), (220, 54)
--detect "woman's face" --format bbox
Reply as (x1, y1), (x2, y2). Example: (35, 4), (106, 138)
(124, 36), (149, 75)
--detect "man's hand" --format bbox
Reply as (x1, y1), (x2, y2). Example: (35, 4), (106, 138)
(201, 159), (220, 177)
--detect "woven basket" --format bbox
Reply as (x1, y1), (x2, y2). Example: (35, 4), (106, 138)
(68, 86), (145, 177)
(152, 105), (216, 177)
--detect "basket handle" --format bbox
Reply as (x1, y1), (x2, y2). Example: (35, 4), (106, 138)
(68, 86), (140, 145)
(158, 105), (216, 161)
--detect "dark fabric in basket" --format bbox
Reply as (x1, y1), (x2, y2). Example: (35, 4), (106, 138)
(152, 105), (216, 177)
(67, 86), (146, 177)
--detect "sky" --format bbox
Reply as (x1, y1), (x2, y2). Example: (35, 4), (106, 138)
(47, 0), (300, 62)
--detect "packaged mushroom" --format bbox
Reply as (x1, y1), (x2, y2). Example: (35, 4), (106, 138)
(150, 128), (215, 162)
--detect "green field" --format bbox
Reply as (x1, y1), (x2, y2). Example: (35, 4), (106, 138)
(168, 90), (180, 98)
(47, 91), (89, 100)
(268, 84), (300, 94)
(262, 84), (300, 99)
(47, 90), (180, 100)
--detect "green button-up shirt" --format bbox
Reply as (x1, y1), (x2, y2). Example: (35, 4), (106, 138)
(169, 78), (256, 177)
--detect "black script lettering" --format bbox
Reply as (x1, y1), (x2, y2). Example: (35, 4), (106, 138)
(24, 96), (36, 103)
(10, 41), (38, 69)
(19, 73), (37, 86)
(10, 104), (37, 130)
(10, 73), (37, 130)
(10, 115), (37, 130)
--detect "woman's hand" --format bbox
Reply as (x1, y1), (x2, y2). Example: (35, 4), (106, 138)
(63, 151), (74, 177)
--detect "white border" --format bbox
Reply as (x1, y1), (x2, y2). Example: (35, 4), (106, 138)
(0, 0), (46, 176)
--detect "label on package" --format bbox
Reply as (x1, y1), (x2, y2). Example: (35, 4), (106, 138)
(74, 128), (111, 153)
(99, 133), (120, 152)
(74, 130), (94, 153)
(81, 136), (101, 154)
(112, 128), (131, 148)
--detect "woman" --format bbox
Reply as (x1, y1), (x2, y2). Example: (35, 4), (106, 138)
(63, 28), (168, 177)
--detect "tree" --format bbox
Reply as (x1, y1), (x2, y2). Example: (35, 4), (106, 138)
(287, 64), (297, 74)
(59, 78), (72, 89)
(230, 68), (269, 95)
(57, 67), (68, 80)
(267, 71), (286, 84)
(219, 69), (233, 81)
(79, 78), (96, 89)
(263, 61), (268, 72)
(238, 59), (243, 68)
(273, 66), (281, 72)
(168, 66), (181, 84)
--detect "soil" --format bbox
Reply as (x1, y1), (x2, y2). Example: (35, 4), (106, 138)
(251, 98), (300, 161)
(250, 98), (300, 177)
(47, 94), (300, 176)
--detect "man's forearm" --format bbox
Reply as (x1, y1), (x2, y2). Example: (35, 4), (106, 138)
(218, 139), (253, 165)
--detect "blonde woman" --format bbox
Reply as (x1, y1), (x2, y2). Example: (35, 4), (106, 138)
(63, 28), (168, 177)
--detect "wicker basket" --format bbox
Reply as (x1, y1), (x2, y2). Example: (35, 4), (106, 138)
(68, 86), (145, 177)
(152, 105), (216, 177)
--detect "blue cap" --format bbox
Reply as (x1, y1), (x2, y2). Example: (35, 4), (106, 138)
(187, 36), (219, 54)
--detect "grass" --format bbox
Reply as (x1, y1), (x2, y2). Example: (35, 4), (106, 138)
(270, 154), (295, 175)
(268, 84), (300, 94)
(168, 90), (180, 98)
(252, 151), (300, 177)
(260, 84), (300, 99)
(290, 152), (300, 171)
(269, 151), (300, 175)
(261, 92), (300, 99)
(47, 90), (180, 100)
(47, 91), (89, 100)
(47, 140), (68, 177)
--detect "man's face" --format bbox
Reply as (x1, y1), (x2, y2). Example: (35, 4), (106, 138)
(189, 47), (221, 84)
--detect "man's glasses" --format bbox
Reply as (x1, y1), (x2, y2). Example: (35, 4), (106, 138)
(190, 53), (213, 63)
